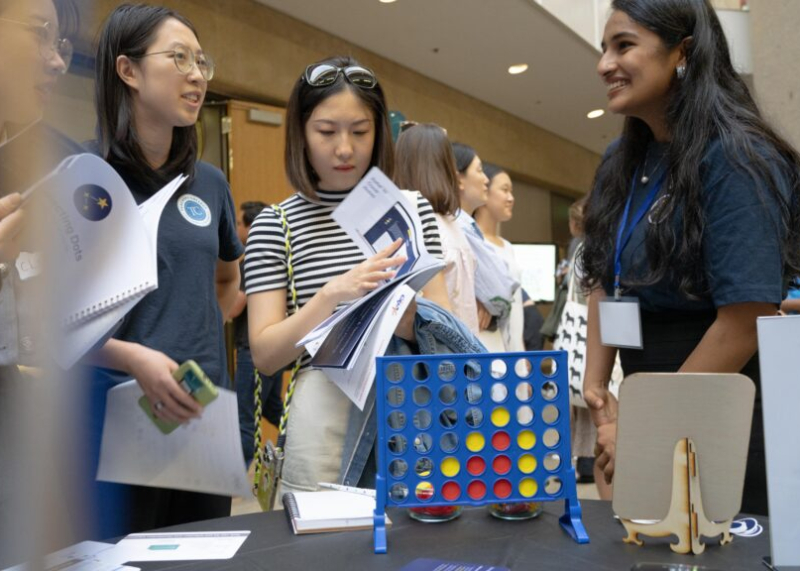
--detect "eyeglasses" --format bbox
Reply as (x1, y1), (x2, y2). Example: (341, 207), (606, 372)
(303, 63), (377, 89)
(136, 45), (215, 81)
(0, 18), (73, 73)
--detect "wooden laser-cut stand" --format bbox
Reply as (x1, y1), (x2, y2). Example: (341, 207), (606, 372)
(620, 438), (733, 554)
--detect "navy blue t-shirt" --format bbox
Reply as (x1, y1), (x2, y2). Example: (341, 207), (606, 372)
(112, 161), (244, 386)
(602, 138), (790, 312)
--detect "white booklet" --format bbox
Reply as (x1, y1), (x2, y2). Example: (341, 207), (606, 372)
(297, 168), (444, 408)
(30, 153), (186, 369)
(282, 490), (390, 534)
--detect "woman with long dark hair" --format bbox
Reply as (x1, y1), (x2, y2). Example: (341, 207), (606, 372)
(90, 4), (242, 531)
(582, 0), (799, 516)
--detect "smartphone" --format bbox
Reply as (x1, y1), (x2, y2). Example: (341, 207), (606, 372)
(138, 360), (219, 434)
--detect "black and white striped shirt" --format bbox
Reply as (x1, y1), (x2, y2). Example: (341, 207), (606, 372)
(244, 188), (443, 367)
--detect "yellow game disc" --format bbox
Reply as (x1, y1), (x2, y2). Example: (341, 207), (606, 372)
(518, 430), (536, 450)
(441, 457), (460, 478)
(491, 407), (510, 427)
(466, 431), (485, 452)
(518, 454), (537, 474)
(519, 478), (538, 497)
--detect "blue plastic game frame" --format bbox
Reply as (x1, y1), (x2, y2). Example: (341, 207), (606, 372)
(373, 351), (589, 553)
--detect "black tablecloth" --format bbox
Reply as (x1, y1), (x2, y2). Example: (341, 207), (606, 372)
(132, 500), (769, 570)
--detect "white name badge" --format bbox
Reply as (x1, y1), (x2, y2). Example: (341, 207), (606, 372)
(599, 296), (643, 349)
(16, 251), (43, 281)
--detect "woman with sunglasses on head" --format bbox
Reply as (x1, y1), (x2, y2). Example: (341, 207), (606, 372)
(582, 0), (800, 516)
(246, 56), (451, 499)
(89, 4), (242, 532)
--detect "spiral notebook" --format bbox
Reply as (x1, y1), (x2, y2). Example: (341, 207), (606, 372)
(282, 490), (390, 534)
(30, 153), (186, 368)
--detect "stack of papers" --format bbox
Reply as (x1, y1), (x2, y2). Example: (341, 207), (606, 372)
(298, 168), (445, 409)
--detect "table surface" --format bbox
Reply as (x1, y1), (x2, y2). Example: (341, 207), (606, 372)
(132, 499), (769, 571)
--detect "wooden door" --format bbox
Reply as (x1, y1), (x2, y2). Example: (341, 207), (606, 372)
(226, 100), (293, 208)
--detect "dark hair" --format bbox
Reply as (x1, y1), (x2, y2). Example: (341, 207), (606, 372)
(285, 55), (394, 200)
(451, 142), (478, 174)
(482, 163), (506, 185)
(54, 0), (80, 39)
(241, 200), (266, 227)
(95, 4), (200, 188)
(581, 0), (800, 296)
(0, 0), (80, 38)
(395, 124), (459, 216)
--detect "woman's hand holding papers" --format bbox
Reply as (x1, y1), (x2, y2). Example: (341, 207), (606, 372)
(321, 237), (406, 305)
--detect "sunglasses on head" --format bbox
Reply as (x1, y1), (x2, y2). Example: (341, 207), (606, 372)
(303, 63), (377, 89)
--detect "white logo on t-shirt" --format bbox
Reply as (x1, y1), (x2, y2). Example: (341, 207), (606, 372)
(178, 194), (212, 227)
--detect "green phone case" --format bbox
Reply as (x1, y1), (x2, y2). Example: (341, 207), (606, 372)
(138, 360), (219, 434)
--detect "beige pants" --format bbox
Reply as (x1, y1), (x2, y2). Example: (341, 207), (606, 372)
(275, 368), (352, 506)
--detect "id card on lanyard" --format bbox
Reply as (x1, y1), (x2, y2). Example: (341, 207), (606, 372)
(599, 169), (667, 349)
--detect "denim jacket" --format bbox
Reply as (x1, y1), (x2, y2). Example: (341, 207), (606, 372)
(338, 298), (486, 486)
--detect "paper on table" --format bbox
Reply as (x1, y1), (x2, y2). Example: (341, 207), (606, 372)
(97, 380), (250, 497)
(323, 284), (416, 409)
(114, 531), (250, 562)
(2, 540), (139, 571)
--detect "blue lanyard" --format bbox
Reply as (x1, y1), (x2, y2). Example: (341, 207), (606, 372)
(613, 168), (668, 299)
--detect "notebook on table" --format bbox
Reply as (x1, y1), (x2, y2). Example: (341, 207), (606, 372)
(282, 490), (391, 535)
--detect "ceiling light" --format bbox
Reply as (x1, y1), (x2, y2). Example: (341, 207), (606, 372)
(587, 109), (605, 119)
(379, 0), (397, 3)
(508, 64), (528, 75)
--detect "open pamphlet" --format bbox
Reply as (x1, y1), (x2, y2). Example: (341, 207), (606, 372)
(30, 153), (186, 369)
(297, 167), (445, 409)
(282, 490), (391, 535)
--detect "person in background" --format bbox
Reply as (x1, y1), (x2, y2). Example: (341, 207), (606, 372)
(583, 0), (800, 516)
(474, 163), (524, 352)
(395, 123), (479, 335)
(229, 200), (283, 467)
(89, 4), (243, 532)
(521, 289), (545, 351)
(451, 142), (518, 353)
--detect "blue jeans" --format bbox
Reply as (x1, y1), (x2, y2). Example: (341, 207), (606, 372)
(235, 347), (283, 466)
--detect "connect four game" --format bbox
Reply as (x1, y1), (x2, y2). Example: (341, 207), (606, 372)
(373, 351), (589, 553)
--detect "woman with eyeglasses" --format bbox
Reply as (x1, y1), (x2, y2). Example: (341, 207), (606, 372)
(0, 0), (80, 563)
(245, 56), (450, 500)
(88, 4), (242, 532)
(582, 0), (800, 516)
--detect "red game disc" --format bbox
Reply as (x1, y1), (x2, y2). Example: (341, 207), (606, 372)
(494, 479), (512, 499)
(468, 480), (487, 500)
(492, 431), (511, 451)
